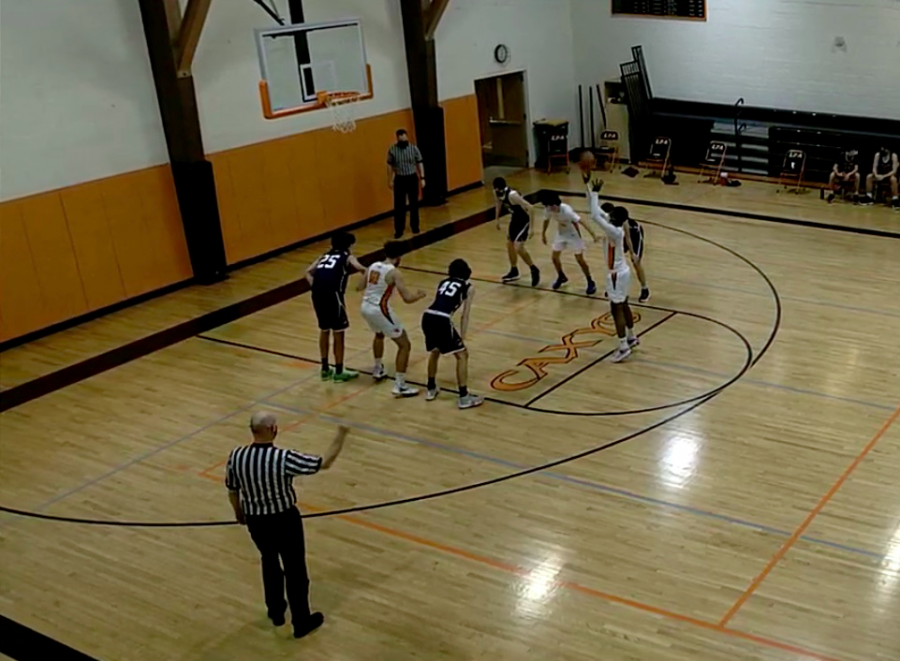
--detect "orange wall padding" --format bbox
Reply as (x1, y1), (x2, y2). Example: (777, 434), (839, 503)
(0, 95), (482, 343)
(0, 166), (191, 342)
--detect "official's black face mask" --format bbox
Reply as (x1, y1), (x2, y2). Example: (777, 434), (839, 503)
(397, 140), (409, 148)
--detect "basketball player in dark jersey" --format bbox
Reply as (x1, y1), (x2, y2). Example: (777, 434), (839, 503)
(860, 146), (899, 209)
(601, 202), (650, 302)
(828, 149), (860, 203)
(493, 177), (540, 286)
(305, 232), (366, 382)
(421, 259), (484, 409)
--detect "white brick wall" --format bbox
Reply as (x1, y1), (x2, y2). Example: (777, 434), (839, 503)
(571, 0), (900, 120)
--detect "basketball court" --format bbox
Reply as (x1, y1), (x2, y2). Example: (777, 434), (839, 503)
(2, 2), (900, 661)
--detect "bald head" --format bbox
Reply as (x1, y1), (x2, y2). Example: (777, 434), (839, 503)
(249, 411), (278, 443)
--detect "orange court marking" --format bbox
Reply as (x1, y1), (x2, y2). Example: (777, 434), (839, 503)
(719, 403), (900, 627)
(297, 503), (841, 661)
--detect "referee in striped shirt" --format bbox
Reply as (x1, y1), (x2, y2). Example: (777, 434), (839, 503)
(387, 128), (425, 239)
(226, 411), (348, 638)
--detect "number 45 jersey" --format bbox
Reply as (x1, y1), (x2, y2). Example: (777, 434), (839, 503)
(427, 277), (470, 317)
(422, 276), (470, 355)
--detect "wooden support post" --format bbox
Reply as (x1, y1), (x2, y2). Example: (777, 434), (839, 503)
(138, 0), (227, 284)
(400, 0), (448, 204)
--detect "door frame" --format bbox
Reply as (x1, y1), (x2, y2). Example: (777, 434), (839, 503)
(473, 68), (532, 168)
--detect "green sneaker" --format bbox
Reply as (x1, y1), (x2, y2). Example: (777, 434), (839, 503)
(332, 369), (359, 383)
(320, 368), (334, 381)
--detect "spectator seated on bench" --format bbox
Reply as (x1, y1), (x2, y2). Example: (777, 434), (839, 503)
(827, 149), (860, 203)
(860, 146), (899, 210)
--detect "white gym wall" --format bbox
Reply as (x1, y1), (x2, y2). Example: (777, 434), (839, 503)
(436, 0), (578, 163)
(190, 0), (414, 152)
(571, 0), (900, 120)
(0, 0), (168, 201)
(195, 0), (580, 155)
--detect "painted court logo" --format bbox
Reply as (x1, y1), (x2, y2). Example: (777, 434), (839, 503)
(491, 311), (642, 392)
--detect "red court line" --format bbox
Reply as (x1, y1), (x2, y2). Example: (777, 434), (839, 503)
(719, 403), (900, 627)
(307, 505), (841, 661)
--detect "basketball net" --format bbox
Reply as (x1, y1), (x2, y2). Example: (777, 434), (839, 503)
(321, 92), (361, 133)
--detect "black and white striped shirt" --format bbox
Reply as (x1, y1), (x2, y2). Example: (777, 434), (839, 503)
(225, 444), (322, 516)
(387, 143), (423, 176)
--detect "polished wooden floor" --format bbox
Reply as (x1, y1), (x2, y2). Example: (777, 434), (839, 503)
(1, 172), (899, 661)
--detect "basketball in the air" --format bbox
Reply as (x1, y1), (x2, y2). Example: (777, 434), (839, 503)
(579, 150), (596, 176)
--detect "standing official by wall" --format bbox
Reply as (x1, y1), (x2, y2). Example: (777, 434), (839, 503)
(387, 128), (425, 238)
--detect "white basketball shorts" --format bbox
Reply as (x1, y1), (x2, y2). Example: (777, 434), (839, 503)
(552, 235), (586, 254)
(606, 269), (632, 304)
(361, 302), (405, 339)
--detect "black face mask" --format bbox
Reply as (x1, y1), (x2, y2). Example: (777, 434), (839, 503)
(397, 141), (409, 148)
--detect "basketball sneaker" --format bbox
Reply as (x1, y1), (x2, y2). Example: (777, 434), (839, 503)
(502, 267), (520, 283)
(392, 384), (420, 398)
(859, 195), (874, 206)
(332, 369), (359, 383)
(320, 367), (334, 381)
(458, 394), (484, 409)
(552, 274), (569, 290)
(627, 336), (640, 349)
(372, 365), (388, 381)
(611, 346), (632, 363)
(530, 265), (540, 287)
(892, 197), (899, 211)
(426, 387), (440, 401)
(639, 288), (651, 303)
(826, 192), (835, 203)
(586, 279), (597, 296)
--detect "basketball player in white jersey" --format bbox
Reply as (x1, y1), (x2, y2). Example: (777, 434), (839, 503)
(601, 201), (650, 302)
(358, 241), (427, 397)
(540, 192), (599, 294)
(588, 180), (638, 362)
(493, 177), (540, 286)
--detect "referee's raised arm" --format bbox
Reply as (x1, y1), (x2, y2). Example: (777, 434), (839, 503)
(225, 411), (348, 639)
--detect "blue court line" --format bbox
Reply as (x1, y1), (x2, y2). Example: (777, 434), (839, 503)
(25, 347), (371, 515)
(479, 329), (894, 411)
(266, 401), (886, 562)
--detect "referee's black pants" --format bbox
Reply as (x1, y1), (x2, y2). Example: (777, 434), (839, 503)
(393, 174), (420, 236)
(246, 507), (311, 622)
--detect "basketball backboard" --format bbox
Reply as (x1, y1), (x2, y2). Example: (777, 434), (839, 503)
(255, 18), (373, 121)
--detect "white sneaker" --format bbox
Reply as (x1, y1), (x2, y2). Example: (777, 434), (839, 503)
(611, 347), (632, 363)
(627, 336), (640, 349)
(458, 394), (485, 409)
(372, 366), (387, 381)
(426, 387), (440, 401)
(392, 384), (420, 398)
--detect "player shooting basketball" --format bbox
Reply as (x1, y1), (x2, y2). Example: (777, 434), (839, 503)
(587, 180), (639, 362)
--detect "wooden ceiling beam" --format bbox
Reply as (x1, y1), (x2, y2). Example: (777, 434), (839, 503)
(176, 0), (213, 76)
(424, 0), (450, 40)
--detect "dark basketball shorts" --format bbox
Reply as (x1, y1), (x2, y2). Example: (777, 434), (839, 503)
(422, 312), (465, 355)
(312, 290), (349, 331)
(627, 225), (644, 259)
(508, 213), (530, 243)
